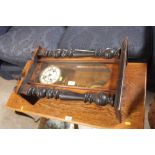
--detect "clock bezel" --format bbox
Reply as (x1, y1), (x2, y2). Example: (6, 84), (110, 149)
(39, 65), (61, 85)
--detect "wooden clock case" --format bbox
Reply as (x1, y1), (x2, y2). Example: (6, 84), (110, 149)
(13, 39), (128, 122)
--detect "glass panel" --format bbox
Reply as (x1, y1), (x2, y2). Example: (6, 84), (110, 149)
(30, 61), (118, 89)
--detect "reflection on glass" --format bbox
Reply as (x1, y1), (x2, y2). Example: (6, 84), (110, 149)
(33, 62), (112, 89)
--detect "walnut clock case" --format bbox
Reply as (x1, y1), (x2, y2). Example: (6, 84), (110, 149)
(12, 39), (128, 123)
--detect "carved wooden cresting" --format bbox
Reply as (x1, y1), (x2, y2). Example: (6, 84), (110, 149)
(37, 48), (120, 58)
(14, 39), (128, 122)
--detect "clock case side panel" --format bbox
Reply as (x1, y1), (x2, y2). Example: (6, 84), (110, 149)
(14, 47), (40, 94)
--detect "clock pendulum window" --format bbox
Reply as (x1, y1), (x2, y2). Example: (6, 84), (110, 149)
(15, 39), (128, 122)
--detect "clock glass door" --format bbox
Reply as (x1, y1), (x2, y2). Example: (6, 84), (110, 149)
(29, 61), (119, 91)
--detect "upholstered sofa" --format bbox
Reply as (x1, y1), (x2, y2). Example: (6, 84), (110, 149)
(0, 26), (154, 91)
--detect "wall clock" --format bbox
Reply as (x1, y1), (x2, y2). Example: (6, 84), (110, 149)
(15, 39), (128, 121)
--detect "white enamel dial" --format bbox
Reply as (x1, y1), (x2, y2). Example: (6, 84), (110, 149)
(39, 65), (61, 84)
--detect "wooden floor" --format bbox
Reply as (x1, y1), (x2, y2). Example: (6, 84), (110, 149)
(6, 63), (146, 128)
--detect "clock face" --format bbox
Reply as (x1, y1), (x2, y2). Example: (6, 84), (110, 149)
(39, 65), (61, 84)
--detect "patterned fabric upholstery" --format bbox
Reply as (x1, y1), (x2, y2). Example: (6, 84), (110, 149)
(59, 26), (152, 60)
(0, 26), (65, 65)
(0, 61), (22, 80)
(0, 26), (11, 36)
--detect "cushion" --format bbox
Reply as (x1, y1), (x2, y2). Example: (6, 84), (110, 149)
(0, 26), (65, 66)
(59, 26), (152, 61)
(0, 60), (22, 80)
(0, 26), (11, 36)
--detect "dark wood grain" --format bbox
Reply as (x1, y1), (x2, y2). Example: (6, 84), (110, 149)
(148, 100), (155, 129)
